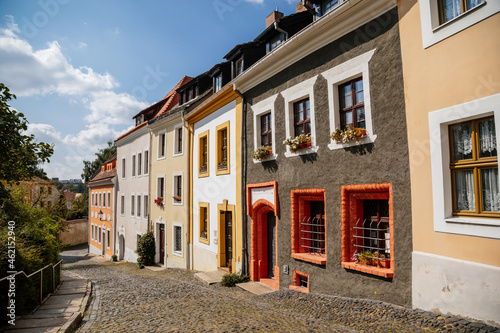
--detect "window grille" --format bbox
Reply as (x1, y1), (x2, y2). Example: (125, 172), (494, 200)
(353, 200), (390, 262)
(300, 214), (325, 254)
(299, 275), (308, 288)
(174, 226), (182, 253)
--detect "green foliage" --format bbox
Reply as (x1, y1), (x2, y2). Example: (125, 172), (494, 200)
(220, 272), (250, 287)
(81, 141), (116, 183)
(136, 231), (155, 268)
(0, 83), (54, 202)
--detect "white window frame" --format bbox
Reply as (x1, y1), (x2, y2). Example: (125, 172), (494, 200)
(429, 93), (500, 239)
(137, 152), (142, 176)
(131, 194), (135, 217)
(143, 150), (149, 175)
(143, 194), (148, 219)
(251, 94), (278, 163)
(172, 172), (183, 206)
(107, 228), (111, 249)
(91, 193), (94, 207)
(282, 76), (319, 157)
(99, 192), (102, 208)
(173, 123), (184, 156)
(131, 154), (136, 177)
(91, 223), (94, 240)
(156, 175), (165, 204)
(121, 157), (126, 179)
(157, 130), (166, 160)
(323, 49), (377, 151)
(120, 194), (125, 216)
(172, 222), (183, 257)
(419, 0), (499, 48)
(137, 195), (141, 217)
(107, 191), (111, 209)
(98, 226), (102, 244)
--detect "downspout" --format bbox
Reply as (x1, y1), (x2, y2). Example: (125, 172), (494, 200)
(234, 88), (248, 275)
(274, 21), (288, 41)
(181, 109), (191, 270)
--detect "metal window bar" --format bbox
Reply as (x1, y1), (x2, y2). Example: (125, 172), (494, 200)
(300, 215), (325, 253)
(353, 217), (390, 260)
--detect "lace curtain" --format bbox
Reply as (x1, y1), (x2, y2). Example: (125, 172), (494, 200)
(452, 124), (472, 160)
(467, 0), (485, 10)
(481, 168), (500, 212)
(478, 119), (497, 157)
(455, 170), (475, 211)
(441, 0), (461, 22)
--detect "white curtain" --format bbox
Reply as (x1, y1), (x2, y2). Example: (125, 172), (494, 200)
(481, 168), (500, 212)
(452, 124), (472, 159)
(455, 170), (475, 211)
(478, 119), (497, 157)
(468, 0), (485, 10)
(442, 0), (461, 21)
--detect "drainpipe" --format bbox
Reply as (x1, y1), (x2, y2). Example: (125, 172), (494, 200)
(181, 109), (191, 270)
(234, 88), (248, 275)
(274, 21), (288, 41)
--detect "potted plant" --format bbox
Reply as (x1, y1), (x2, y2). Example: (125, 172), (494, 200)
(252, 146), (273, 161)
(330, 125), (367, 144)
(283, 133), (311, 152)
(172, 195), (182, 202)
(217, 160), (228, 170)
(111, 254), (117, 262)
(154, 197), (164, 208)
(200, 230), (207, 239)
(377, 253), (390, 269)
(199, 164), (207, 173)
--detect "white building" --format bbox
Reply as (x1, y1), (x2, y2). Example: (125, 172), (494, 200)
(115, 122), (150, 262)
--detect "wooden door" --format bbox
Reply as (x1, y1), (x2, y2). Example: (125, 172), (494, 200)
(225, 212), (232, 266)
(159, 224), (165, 265)
(267, 212), (276, 278)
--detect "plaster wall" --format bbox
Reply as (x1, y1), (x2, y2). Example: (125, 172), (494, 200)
(244, 9), (412, 307)
(89, 184), (114, 257)
(116, 126), (150, 262)
(192, 100), (239, 271)
(59, 219), (88, 246)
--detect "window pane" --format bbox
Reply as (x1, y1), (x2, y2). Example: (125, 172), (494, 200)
(342, 85), (352, 108)
(467, 0), (484, 10)
(454, 169), (476, 211)
(342, 111), (353, 128)
(440, 0), (461, 23)
(355, 80), (364, 103)
(451, 123), (473, 160)
(478, 118), (497, 158)
(305, 100), (310, 119)
(357, 108), (365, 128)
(481, 168), (500, 212)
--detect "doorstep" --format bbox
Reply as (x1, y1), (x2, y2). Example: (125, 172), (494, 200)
(236, 281), (275, 295)
(194, 271), (225, 285)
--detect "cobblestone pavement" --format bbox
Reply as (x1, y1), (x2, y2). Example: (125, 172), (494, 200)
(64, 256), (499, 333)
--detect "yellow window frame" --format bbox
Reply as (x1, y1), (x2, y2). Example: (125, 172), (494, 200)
(216, 121), (230, 176)
(198, 130), (209, 178)
(199, 202), (210, 245)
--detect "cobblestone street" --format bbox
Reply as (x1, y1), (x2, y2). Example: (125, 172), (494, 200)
(63, 251), (498, 333)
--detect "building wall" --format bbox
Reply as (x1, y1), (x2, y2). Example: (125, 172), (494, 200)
(149, 113), (190, 268)
(192, 99), (241, 272)
(397, 0), (500, 324)
(89, 184), (114, 258)
(244, 8), (413, 306)
(59, 219), (88, 246)
(116, 126), (149, 263)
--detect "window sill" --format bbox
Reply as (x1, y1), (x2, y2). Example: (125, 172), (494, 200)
(198, 172), (209, 178)
(253, 154), (277, 164)
(445, 216), (500, 227)
(342, 261), (394, 278)
(172, 201), (183, 206)
(284, 145), (319, 158)
(173, 152), (184, 157)
(292, 252), (326, 265)
(157, 156), (166, 161)
(289, 285), (309, 293)
(173, 251), (183, 258)
(199, 237), (209, 245)
(328, 134), (377, 150)
(216, 167), (230, 176)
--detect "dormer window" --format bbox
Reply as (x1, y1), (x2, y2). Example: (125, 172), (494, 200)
(234, 58), (243, 78)
(214, 74), (222, 93)
(135, 114), (144, 126)
(266, 33), (285, 53)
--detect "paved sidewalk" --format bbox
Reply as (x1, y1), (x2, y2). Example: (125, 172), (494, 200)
(4, 273), (91, 333)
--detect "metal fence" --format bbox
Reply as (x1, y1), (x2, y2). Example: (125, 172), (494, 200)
(0, 259), (63, 325)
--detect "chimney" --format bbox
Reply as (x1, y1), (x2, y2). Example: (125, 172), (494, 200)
(266, 10), (284, 28)
(296, 1), (313, 13)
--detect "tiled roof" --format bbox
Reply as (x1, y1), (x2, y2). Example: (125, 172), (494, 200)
(88, 152), (117, 185)
(155, 75), (193, 119)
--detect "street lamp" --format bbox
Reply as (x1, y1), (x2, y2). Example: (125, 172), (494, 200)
(98, 210), (104, 221)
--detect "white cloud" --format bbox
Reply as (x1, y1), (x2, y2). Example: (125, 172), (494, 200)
(26, 123), (62, 142)
(76, 41), (87, 49)
(84, 91), (149, 125)
(244, 0), (264, 3)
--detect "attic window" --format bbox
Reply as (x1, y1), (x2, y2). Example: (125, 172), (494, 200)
(234, 58), (243, 78)
(214, 74), (222, 93)
(266, 33), (285, 53)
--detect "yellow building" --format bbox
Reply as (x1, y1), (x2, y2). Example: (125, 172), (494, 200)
(397, 0), (500, 325)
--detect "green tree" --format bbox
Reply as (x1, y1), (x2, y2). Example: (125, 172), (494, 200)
(0, 83), (53, 201)
(81, 141), (116, 183)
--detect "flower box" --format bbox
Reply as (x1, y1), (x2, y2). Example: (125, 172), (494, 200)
(199, 165), (207, 173)
(172, 195), (182, 202)
(200, 231), (207, 239)
(330, 126), (367, 144)
(217, 161), (228, 171)
(252, 146), (273, 161)
(154, 197), (164, 208)
(283, 133), (311, 152)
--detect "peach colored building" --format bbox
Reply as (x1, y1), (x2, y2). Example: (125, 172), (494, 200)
(397, 0), (500, 325)
(88, 153), (117, 258)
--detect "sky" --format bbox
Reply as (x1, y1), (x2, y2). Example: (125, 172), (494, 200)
(0, 0), (299, 180)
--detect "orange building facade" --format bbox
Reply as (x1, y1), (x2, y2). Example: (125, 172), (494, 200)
(88, 153), (117, 258)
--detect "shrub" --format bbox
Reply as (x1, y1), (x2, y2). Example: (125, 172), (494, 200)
(220, 272), (250, 287)
(136, 231), (155, 268)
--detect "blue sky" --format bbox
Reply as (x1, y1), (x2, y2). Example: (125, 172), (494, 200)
(0, 0), (298, 179)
